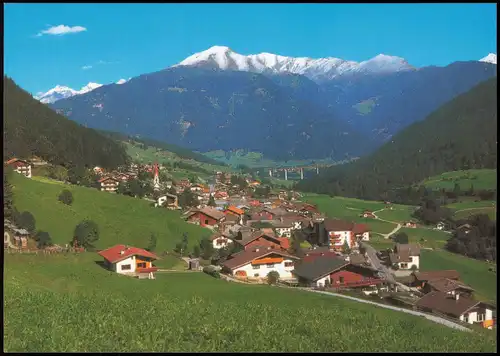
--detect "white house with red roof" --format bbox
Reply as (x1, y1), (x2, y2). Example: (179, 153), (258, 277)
(98, 244), (160, 279)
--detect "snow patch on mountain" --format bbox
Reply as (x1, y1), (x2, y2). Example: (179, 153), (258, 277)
(480, 53), (497, 65)
(35, 82), (103, 104)
(175, 46), (415, 82)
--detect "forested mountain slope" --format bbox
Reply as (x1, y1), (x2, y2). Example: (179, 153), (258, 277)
(3, 76), (129, 169)
(296, 77), (497, 200)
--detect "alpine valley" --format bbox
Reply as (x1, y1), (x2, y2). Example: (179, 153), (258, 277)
(46, 46), (497, 162)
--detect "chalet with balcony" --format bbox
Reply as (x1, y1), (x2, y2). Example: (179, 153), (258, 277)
(292, 256), (383, 289)
(98, 176), (120, 193)
(234, 230), (289, 251)
(5, 158), (32, 178)
(185, 207), (226, 228)
(388, 243), (421, 270)
(97, 244), (159, 279)
(222, 247), (299, 280)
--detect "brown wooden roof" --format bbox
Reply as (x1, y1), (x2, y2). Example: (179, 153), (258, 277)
(415, 292), (489, 317)
(323, 219), (354, 232)
(413, 270), (460, 282)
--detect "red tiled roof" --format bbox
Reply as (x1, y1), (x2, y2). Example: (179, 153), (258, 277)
(277, 237), (290, 250)
(353, 223), (370, 234)
(5, 158), (29, 166)
(98, 244), (159, 264)
(225, 206), (244, 215)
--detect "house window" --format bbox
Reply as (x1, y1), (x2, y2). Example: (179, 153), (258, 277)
(408, 257), (413, 262)
(266, 263), (275, 268)
(339, 276), (345, 283)
(205, 220), (209, 224)
(137, 262), (146, 268)
(121, 264), (131, 271)
(284, 262), (294, 267)
(401, 263), (408, 269)
(254, 273), (260, 277)
(463, 315), (469, 323)
(252, 265), (260, 269)
(477, 313), (485, 322)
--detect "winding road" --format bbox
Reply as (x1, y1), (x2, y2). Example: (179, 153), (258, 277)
(371, 208), (402, 239)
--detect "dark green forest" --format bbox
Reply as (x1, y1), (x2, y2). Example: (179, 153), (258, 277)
(3, 76), (129, 169)
(296, 77), (497, 202)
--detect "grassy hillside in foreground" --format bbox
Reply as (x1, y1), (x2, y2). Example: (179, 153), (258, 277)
(4, 253), (496, 353)
(10, 173), (210, 259)
(420, 249), (497, 304)
(420, 169), (497, 191)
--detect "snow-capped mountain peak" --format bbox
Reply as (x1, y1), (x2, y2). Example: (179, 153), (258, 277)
(35, 82), (103, 104)
(116, 78), (127, 84)
(480, 53), (497, 64)
(175, 46), (415, 82)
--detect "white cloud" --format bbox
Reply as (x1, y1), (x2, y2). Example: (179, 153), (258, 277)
(36, 25), (87, 37)
(82, 65), (93, 70)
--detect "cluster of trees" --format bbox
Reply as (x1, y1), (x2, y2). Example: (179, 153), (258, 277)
(412, 197), (453, 225)
(230, 175), (248, 190)
(178, 188), (198, 208)
(4, 76), (130, 170)
(253, 185), (271, 198)
(58, 190), (74, 205)
(296, 78), (497, 202)
(117, 179), (153, 199)
(445, 214), (496, 261)
(72, 220), (100, 250)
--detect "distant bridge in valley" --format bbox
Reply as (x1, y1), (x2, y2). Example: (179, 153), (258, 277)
(254, 163), (338, 180)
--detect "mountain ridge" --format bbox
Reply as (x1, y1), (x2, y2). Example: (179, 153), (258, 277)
(296, 77), (498, 201)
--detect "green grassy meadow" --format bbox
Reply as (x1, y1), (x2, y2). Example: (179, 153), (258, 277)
(203, 149), (336, 169)
(420, 169), (497, 191)
(4, 253), (496, 352)
(10, 174), (210, 263)
(302, 194), (404, 234)
(376, 205), (417, 223)
(420, 250), (497, 304)
(398, 227), (451, 249)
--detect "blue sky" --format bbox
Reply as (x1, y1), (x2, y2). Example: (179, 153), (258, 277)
(4, 3), (497, 94)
